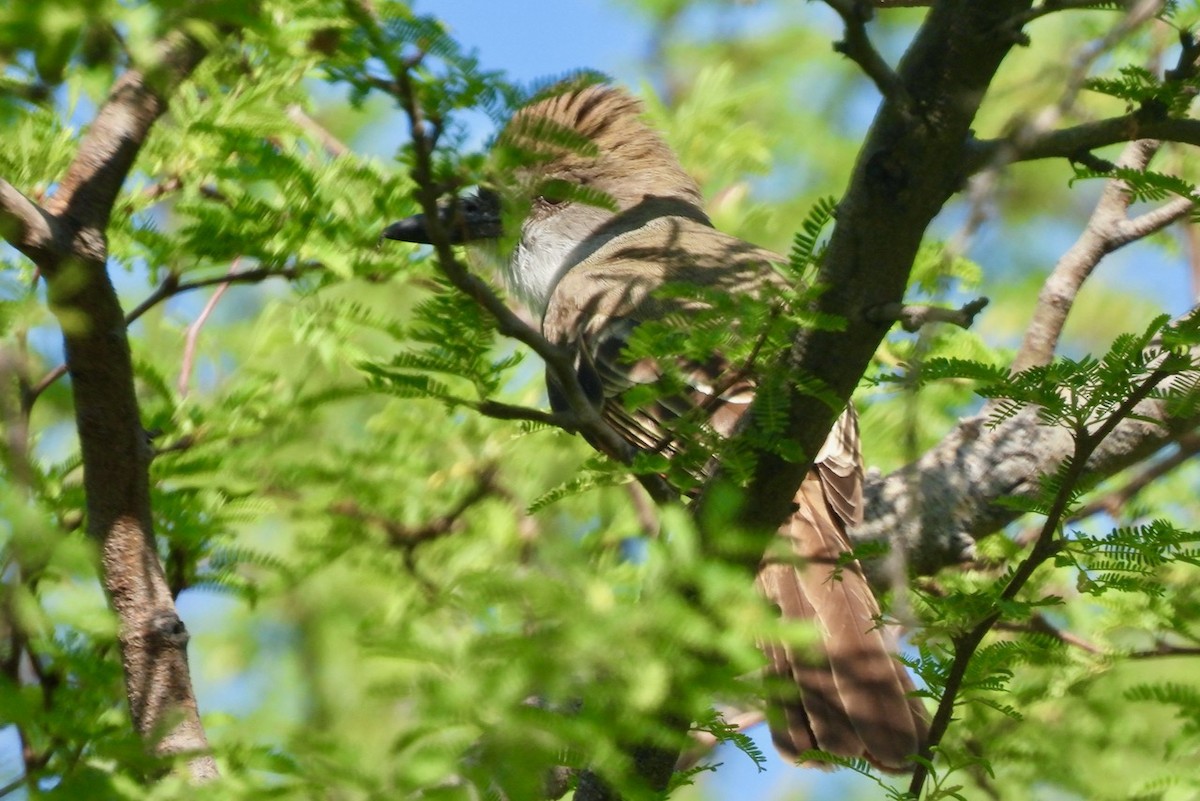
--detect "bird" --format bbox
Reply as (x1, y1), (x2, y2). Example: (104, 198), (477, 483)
(384, 82), (928, 772)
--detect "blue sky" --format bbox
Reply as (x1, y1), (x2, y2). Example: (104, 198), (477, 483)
(428, 1), (642, 84)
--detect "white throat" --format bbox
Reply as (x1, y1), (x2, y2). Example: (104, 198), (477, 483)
(505, 203), (616, 318)
(507, 228), (579, 317)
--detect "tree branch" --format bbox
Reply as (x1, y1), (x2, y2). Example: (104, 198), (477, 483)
(42, 30), (208, 242)
(908, 361), (1175, 797)
(329, 465), (501, 592)
(475, 400), (582, 431)
(1012, 429), (1200, 547)
(1012, 138), (1186, 372)
(995, 614), (1104, 655)
(1071, 430), (1200, 519)
(329, 464), (498, 549)
(26, 264), (310, 408)
(968, 114), (1200, 173)
(178, 265), (238, 399)
(825, 0), (913, 114)
(1121, 194), (1194, 241)
(970, 1), (1193, 178)
(287, 104), (350, 158)
(0, 24), (223, 782)
(854, 307), (1200, 576)
(729, 0), (1039, 538)
(866, 296), (989, 332)
(1128, 641), (1200, 659)
(1008, 0), (1147, 29)
(870, 67), (1197, 571)
(997, 613), (1200, 659)
(0, 179), (61, 265)
(855, 28), (1200, 581)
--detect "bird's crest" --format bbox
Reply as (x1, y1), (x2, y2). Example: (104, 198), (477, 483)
(497, 83), (704, 210)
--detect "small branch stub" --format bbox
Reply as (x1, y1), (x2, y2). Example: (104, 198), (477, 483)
(867, 296), (990, 332)
(149, 611), (190, 648)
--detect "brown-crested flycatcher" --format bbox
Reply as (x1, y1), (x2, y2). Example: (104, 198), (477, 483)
(385, 83), (928, 772)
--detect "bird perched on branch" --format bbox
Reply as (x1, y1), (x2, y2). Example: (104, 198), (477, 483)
(385, 81), (927, 772)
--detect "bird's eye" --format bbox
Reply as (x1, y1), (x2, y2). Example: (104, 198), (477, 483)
(535, 179), (573, 207)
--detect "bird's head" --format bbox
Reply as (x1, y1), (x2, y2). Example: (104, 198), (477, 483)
(384, 82), (706, 314)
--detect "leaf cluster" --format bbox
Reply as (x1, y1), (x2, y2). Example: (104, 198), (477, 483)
(1084, 63), (1200, 117)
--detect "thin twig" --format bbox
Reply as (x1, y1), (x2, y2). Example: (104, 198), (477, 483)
(1119, 195), (1194, 243)
(1185, 220), (1200, 301)
(25, 264), (310, 407)
(945, 170), (1000, 262)
(1128, 641), (1200, 659)
(0, 350), (34, 487)
(0, 774), (27, 799)
(287, 104), (350, 158)
(994, 614), (1103, 654)
(0, 179), (59, 265)
(474, 400), (582, 431)
(1014, 430), (1200, 547)
(997, 614), (1200, 659)
(825, 0), (913, 116)
(625, 483), (660, 538)
(1073, 431), (1200, 520)
(120, 175), (183, 215)
(178, 262), (240, 399)
(969, 115), (1200, 173)
(1009, 0), (1136, 29)
(675, 709), (766, 771)
(328, 464), (498, 549)
(969, 20), (1200, 176)
(1012, 139), (1188, 372)
(152, 434), (197, 459)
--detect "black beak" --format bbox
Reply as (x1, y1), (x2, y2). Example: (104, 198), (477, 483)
(382, 189), (502, 245)
(381, 214), (434, 243)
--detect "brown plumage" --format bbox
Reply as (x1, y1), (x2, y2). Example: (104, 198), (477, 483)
(506, 84), (928, 772)
(393, 82), (929, 771)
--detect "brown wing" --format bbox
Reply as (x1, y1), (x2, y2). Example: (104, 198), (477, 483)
(542, 214), (927, 771)
(758, 411), (928, 772)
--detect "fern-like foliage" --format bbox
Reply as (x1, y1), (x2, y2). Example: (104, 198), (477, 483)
(1060, 519), (1200, 597)
(901, 313), (1200, 435)
(527, 455), (635, 514)
(690, 710), (768, 773)
(1125, 682), (1200, 731)
(784, 194), (836, 283)
(793, 750), (916, 799)
(358, 276), (523, 406)
(1084, 63), (1200, 115)
(1071, 163), (1200, 211)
